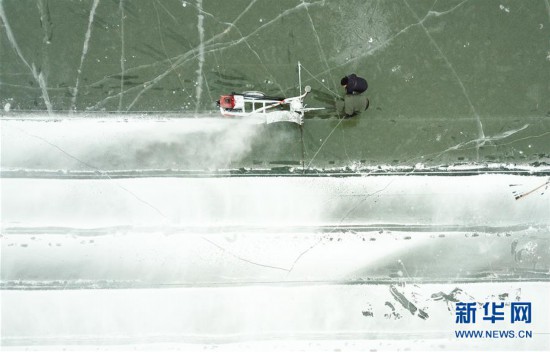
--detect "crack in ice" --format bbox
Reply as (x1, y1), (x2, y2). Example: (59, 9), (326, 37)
(94, 0), (318, 111)
(231, 26), (287, 96)
(301, 0), (470, 89)
(305, 118), (345, 169)
(7, 125), (168, 220)
(0, 0), (52, 114)
(179, 0), (286, 97)
(115, 2), (259, 111)
(288, 174), (408, 273)
(433, 124), (530, 158)
(36, 0), (52, 75)
(196, 2), (287, 96)
(153, 1), (187, 95)
(202, 237), (290, 272)
(118, 0), (125, 111)
(425, 0), (470, 18)
(397, 124), (533, 164)
(287, 238), (323, 274)
(156, 0), (177, 23)
(70, 0), (100, 112)
(404, 0), (485, 147)
(194, 0), (205, 116)
(408, 124), (538, 165)
(302, 0), (337, 92)
(495, 130), (550, 147)
(37, 0), (52, 44)
(202, 1), (325, 56)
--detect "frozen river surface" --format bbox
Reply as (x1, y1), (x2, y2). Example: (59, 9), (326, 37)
(2, 117), (550, 351)
(1, 0), (550, 349)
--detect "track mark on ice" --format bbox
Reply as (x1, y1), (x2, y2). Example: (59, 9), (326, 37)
(70, 0), (100, 112)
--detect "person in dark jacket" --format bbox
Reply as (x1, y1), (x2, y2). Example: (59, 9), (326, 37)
(341, 74), (368, 95)
(336, 74), (369, 118)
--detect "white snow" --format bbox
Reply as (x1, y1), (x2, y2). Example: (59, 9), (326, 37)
(2, 283), (549, 350)
(2, 175), (548, 229)
(0, 116), (263, 171)
(2, 115), (549, 351)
